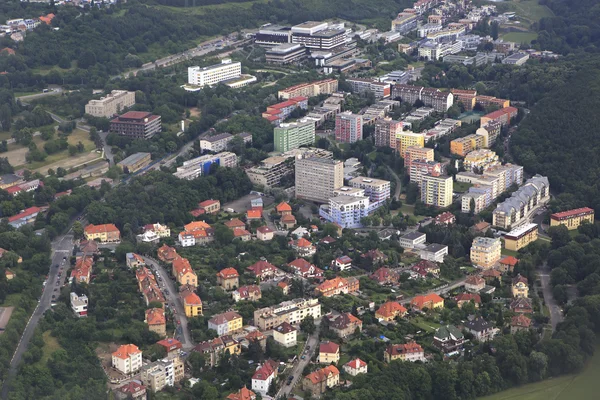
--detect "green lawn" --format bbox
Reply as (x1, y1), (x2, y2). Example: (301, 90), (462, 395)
(410, 317), (440, 333)
(502, 31), (539, 44)
(38, 330), (63, 364)
(480, 341), (600, 400)
(498, 0), (554, 27)
(454, 181), (473, 194)
(501, 247), (519, 257)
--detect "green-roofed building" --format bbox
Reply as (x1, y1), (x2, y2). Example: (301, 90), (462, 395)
(433, 325), (465, 353)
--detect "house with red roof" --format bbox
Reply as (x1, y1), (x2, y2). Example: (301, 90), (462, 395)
(375, 301), (407, 321)
(276, 202), (292, 216)
(317, 341), (340, 364)
(233, 228), (252, 241)
(225, 218), (246, 230)
(289, 237), (316, 256)
(455, 293), (481, 309)
(145, 308), (166, 338)
(217, 267), (239, 290)
(70, 256), (93, 284)
(343, 358), (367, 376)
(8, 206), (44, 228)
(333, 255), (353, 271)
(302, 365), (340, 397)
(511, 314), (532, 334)
(227, 387), (256, 400)
(114, 381), (146, 400)
(172, 257), (197, 287)
(246, 208), (262, 221)
(251, 359), (278, 396)
(434, 211), (456, 225)
(232, 285), (262, 302)
(315, 276), (359, 297)
(112, 344), (142, 375)
(288, 258), (323, 278)
(157, 244), (178, 264)
(498, 256), (518, 273)
(465, 275), (485, 292)
(410, 293), (444, 311)
(370, 267), (399, 285)
(156, 338), (182, 358)
(256, 226), (274, 241)
(198, 199), (220, 214)
(384, 341), (425, 363)
(247, 260), (279, 280)
(327, 312), (362, 338)
(84, 223), (120, 243)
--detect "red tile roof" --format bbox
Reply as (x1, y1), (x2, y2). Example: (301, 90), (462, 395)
(247, 260), (277, 276)
(550, 207), (594, 220)
(156, 338), (182, 351)
(345, 358), (367, 369)
(276, 202), (292, 212)
(376, 301), (407, 318)
(511, 314), (531, 328)
(246, 209), (262, 219)
(225, 218), (246, 229)
(455, 293), (481, 303)
(183, 292), (202, 306)
(319, 341), (339, 354)
(199, 199), (219, 208)
(8, 206), (42, 222)
(500, 256), (519, 266)
(305, 365), (339, 384)
(112, 344), (141, 360)
(217, 267), (239, 279)
(411, 293), (444, 309)
(227, 387), (256, 400)
(483, 106), (518, 120)
(145, 308), (166, 325)
(84, 223), (119, 235)
(256, 226), (273, 234)
(252, 359), (278, 381)
(386, 341), (423, 356)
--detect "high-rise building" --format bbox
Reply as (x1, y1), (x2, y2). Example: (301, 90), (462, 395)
(409, 160), (443, 188)
(396, 131), (425, 155)
(295, 157), (344, 203)
(274, 119), (316, 152)
(335, 112), (363, 143)
(470, 237), (502, 269)
(421, 175), (453, 208)
(374, 118), (402, 149)
(85, 90), (135, 118)
(188, 59), (242, 87)
(110, 111), (161, 140)
(404, 146), (434, 171)
(349, 176), (391, 204)
(278, 79), (338, 99)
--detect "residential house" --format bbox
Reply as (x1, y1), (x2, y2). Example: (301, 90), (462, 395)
(156, 338), (182, 360)
(481, 269), (502, 283)
(78, 240), (99, 256)
(208, 311), (243, 336)
(384, 341), (426, 363)
(7, 206), (44, 228)
(245, 330), (267, 351)
(84, 223), (121, 243)
(318, 341), (340, 364)
(232, 285), (262, 302)
(182, 292), (203, 317)
(361, 249), (388, 265)
(470, 221), (491, 234)
(433, 325), (465, 353)
(4, 269), (15, 280)
(247, 260), (279, 280)
(256, 226), (274, 241)
(233, 228), (252, 241)
(277, 280), (290, 295)
(217, 267), (239, 290)
(114, 381), (147, 400)
(343, 358), (367, 376)
(498, 256), (518, 273)
(112, 344), (143, 375)
(157, 244), (178, 264)
(412, 260), (441, 278)
(510, 297), (533, 314)
(70, 292), (88, 317)
(370, 267), (400, 285)
(289, 237), (316, 256)
(464, 317), (496, 342)
(126, 253), (145, 269)
(246, 209), (262, 222)
(434, 211), (456, 225)
(315, 276), (359, 297)
(465, 275), (486, 293)
(511, 274), (529, 298)
(273, 321), (297, 347)
(251, 359), (278, 396)
(198, 199), (221, 214)
(145, 308), (166, 338)
(333, 255), (353, 271)
(276, 202), (292, 216)
(172, 257), (198, 287)
(410, 293), (444, 311)
(302, 365), (340, 397)
(253, 298), (322, 331)
(70, 256), (93, 284)
(225, 218), (246, 230)
(327, 313), (362, 338)
(227, 387), (256, 400)
(399, 231), (427, 249)
(454, 293), (481, 309)
(420, 243), (448, 263)
(511, 314), (532, 334)
(288, 258), (324, 279)
(193, 336), (240, 368)
(143, 223), (171, 239)
(281, 214), (297, 229)
(375, 301), (408, 321)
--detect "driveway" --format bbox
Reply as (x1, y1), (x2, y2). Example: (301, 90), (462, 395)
(142, 256), (194, 350)
(539, 261), (564, 331)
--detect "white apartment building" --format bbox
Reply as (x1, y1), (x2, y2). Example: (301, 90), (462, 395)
(253, 298), (321, 331)
(70, 292), (88, 317)
(399, 231), (426, 249)
(85, 90), (135, 118)
(349, 176), (391, 204)
(420, 243), (449, 263)
(421, 175), (453, 208)
(188, 59), (242, 87)
(112, 344), (143, 375)
(173, 152), (237, 180)
(295, 157), (344, 203)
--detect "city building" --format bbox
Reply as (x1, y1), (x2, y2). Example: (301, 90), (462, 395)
(208, 311), (243, 336)
(70, 292), (88, 318)
(550, 207), (595, 230)
(409, 160), (443, 188)
(391, 12), (418, 34)
(399, 231), (426, 249)
(247, 260), (279, 280)
(392, 84), (453, 112)
(216, 267), (239, 290)
(273, 321), (298, 347)
(404, 146), (434, 171)
(420, 243), (449, 263)
(374, 118), (401, 149)
(295, 157), (344, 203)
(117, 152), (152, 174)
(112, 344), (143, 375)
(291, 21), (346, 50)
(84, 224), (120, 243)
(85, 90), (135, 118)
(410, 293), (444, 311)
(302, 365), (340, 397)
(199, 133), (234, 152)
(421, 175), (453, 207)
(335, 112), (363, 143)
(493, 175), (550, 229)
(193, 336), (240, 368)
(504, 223), (538, 251)
(349, 176), (391, 204)
(187, 59), (243, 87)
(278, 79), (339, 99)
(346, 78), (392, 99)
(246, 156), (292, 188)
(511, 274), (529, 298)
(274, 119), (316, 152)
(480, 106), (518, 127)
(183, 292), (203, 317)
(251, 360), (278, 396)
(502, 52), (530, 65)
(375, 301), (407, 321)
(384, 342), (426, 363)
(450, 134), (486, 157)
(114, 381), (147, 400)
(254, 25), (292, 47)
(110, 111), (161, 140)
(318, 194), (372, 229)
(174, 152), (237, 180)
(396, 131), (425, 155)
(317, 341), (340, 364)
(455, 293), (481, 309)
(470, 237), (502, 269)
(315, 276), (359, 297)
(140, 358), (183, 392)
(253, 298), (321, 331)
(145, 308), (166, 338)
(263, 96), (309, 124)
(172, 257), (197, 286)
(464, 317), (496, 342)
(232, 285), (262, 302)
(463, 149), (499, 172)
(265, 43), (307, 64)
(344, 358), (367, 376)
(433, 325), (465, 353)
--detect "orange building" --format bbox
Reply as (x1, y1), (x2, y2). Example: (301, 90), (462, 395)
(375, 301), (407, 321)
(315, 276), (359, 297)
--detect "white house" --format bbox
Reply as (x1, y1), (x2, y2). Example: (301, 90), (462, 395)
(70, 292), (88, 317)
(420, 243), (448, 263)
(178, 232), (195, 247)
(399, 231), (427, 249)
(273, 322), (297, 348)
(334, 255), (353, 271)
(251, 360), (278, 396)
(343, 358), (368, 376)
(112, 344), (143, 375)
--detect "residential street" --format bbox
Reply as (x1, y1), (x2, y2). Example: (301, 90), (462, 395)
(142, 256), (194, 350)
(1, 234), (74, 400)
(539, 261), (564, 331)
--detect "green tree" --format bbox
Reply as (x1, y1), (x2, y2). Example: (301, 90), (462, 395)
(300, 315), (316, 334)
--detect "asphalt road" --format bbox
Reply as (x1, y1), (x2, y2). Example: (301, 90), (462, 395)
(386, 166), (402, 201)
(1, 234), (74, 399)
(16, 87), (63, 104)
(142, 256), (194, 350)
(539, 261), (564, 331)
(276, 321), (322, 399)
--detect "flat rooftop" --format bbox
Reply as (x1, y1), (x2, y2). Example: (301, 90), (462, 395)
(117, 152), (151, 166)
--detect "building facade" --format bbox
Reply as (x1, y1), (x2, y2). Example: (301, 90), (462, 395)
(85, 90), (135, 118)
(504, 223), (538, 251)
(188, 59), (242, 87)
(110, 111), (161, 140)
(274, 119), (316, 152)
(335, 112), (363, 143)
(550, 207), (595, 230)
(470, 237), (501, 269)
(295, 157), (344, 203)
(421, 174), (453, 207)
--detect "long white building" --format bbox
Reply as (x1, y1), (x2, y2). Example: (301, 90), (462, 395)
(188, 59), (242, 87)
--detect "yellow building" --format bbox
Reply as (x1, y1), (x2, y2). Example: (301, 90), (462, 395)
(183, 292), (203, 317)
(396, 131), (425, 156)
(317, 342), (340, 364)
(450, 134), (485, 157)
(117, 152), (151, 174)
(470, 237), (501, 269)
(504, 223), (538, 251)
(550, 207), (595, 230)
(84, 223), (121, 243)
(208, 311), (243, 336)
(511, 274), (529, 298)
(421, 175), (453, 207)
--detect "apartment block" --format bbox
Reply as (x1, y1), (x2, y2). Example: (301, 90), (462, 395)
(480, 106), (518, 127)
(392, 84), (454, 112)
(346, 78), (391, 99)
(391, 12), (418, 34)
(188, 59), (241, 87)
(112, 344), (143, 375)
(319, 195), (371, 229)
(493, 175), (550, 229)
(404, 146), (434, 171)
(295, 157), (344, 203)
(550, 207), (595, 230)
(246, 156), (292, 188)
(450, 133), (485, 157)
(504, 223), (538, 251)
(199, 133), (234, 152)
(470, 237), (502, 269)
(174, 152), (237, 180)
(396, 131), (425, 155)
(263, 96), (309, 124)
(253, 298), (321, 331)
(278, 79), (338, 100)
(410, 160), (443, 188)
(476, 95), (510, 109)
(374, 118), (402, 149)
(421, 174), (453, 207)
(461, 191), (488, 214)
(110, 111), (161, 140)
(140, 358), (183, 392)
(274, 119), (316, 152)
(208, 311), (243, 336)
(451, 89), (477, 111)
(335, 112), (363, 143)
(463, 149), (499, 172)
(85, 90), (135, 118)
(349, 176), (391, 203)
(84, 223), (120, 243)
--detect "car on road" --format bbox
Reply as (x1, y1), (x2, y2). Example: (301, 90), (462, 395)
(177, 320), (181, 325)
(301, 355), (305, 359)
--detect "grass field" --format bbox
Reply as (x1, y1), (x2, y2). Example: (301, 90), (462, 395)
(39, 331), (63, 364)
(411, 317), (440, 332)
(498, 0), (554, 27)
(480, 341), (600, 400)
(502, 31), (539, 44)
